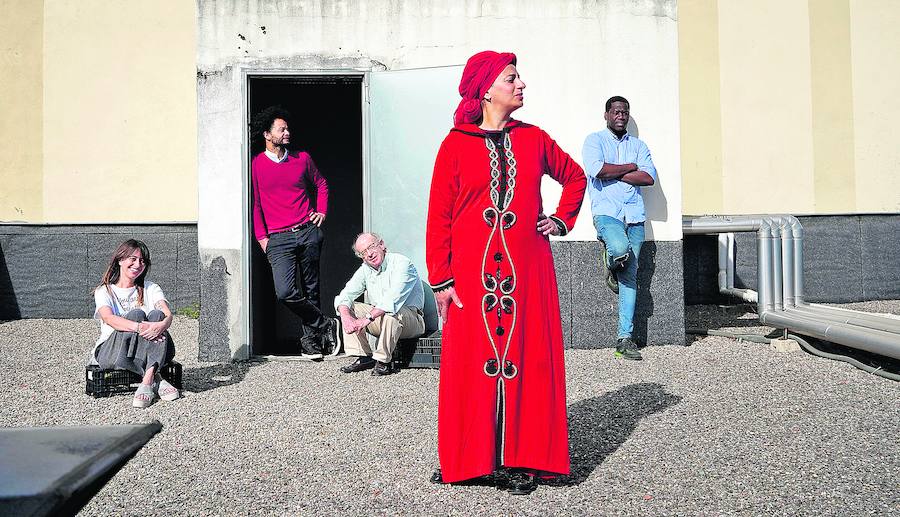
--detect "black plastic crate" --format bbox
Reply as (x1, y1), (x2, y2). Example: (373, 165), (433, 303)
(394, 331), (441, 369)
(85, 362), (183, 398)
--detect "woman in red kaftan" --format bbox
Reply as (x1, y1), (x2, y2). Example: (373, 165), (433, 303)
(426, 51), (586, 494)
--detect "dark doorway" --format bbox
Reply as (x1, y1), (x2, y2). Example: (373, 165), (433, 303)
(248, 75), (364, 355)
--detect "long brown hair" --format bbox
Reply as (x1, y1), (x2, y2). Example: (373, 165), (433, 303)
(96, 239), (152, 306)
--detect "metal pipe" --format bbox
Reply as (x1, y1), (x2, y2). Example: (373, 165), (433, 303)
(772, 216), (900, 332)
(770, 223), (784, 311)
(758, 219), (774, 313)
(716, 233), (757, 302)
(762, 309), (900, 359)
(684, 214), (900, 361)
(789, 304), (900, 332)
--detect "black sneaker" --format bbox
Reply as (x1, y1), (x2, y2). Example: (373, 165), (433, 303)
(340, 356), (375, 373)
(605, 267), (619, 294)
(614, 337), (643, 361)
(299, 339), (324, 362)
(322, 319), (343, 359)
(371, 361), (397, 376)
(604, 253), (628, 294)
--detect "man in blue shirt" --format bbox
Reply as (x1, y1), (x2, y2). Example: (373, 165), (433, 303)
(582, 96), (657, 360)
(334, 232), (426, 376)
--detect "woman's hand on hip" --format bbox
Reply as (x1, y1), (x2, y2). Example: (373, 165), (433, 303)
(537, 213), (560, 236)
(435, 287), (463, 322)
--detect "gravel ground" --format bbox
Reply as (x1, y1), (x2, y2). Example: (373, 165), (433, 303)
(1, 303), (898, 516)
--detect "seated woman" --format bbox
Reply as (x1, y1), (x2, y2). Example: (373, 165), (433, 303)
(91, 239), (180, 407)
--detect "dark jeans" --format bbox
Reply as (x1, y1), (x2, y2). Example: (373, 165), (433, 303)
(266, 224), (328, 353)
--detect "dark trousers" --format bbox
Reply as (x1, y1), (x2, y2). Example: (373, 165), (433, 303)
(266, 224), (328, 353)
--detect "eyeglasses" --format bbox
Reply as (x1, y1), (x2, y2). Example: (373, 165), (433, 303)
(355, 241), (382, 258)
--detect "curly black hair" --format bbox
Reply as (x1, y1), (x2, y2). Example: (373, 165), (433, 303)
(250, 105), (292, 142)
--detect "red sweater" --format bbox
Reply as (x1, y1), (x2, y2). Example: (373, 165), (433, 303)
(251, 151), (329, 240)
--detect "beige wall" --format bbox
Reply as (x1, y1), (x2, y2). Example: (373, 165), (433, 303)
(0, 0), (43, 222)
(1, 0), (198, 223)
(6, 1), (898, 221)
(678, 0), (723, 214)
(680, 0), (900, 215)
(850, 0), (900, 212)
(41, 0), (197, 222)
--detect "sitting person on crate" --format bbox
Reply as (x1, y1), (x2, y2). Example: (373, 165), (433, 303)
(334, 232), (426, 376)
(91, 239), (180, 407)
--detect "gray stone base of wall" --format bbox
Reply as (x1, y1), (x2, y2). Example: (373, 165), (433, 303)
(0, 224), (199, 320)
(553, 240), (686, 349)
(198, 255), (232, 362)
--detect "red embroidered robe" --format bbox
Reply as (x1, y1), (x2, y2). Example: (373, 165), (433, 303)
(426, 120), (587, 482)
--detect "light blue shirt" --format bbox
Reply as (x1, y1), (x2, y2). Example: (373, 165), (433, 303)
(334, 252), (425, 314)
(582, 129), (657, 224)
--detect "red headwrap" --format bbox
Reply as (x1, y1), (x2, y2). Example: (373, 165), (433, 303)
(454, 50), (517, 126)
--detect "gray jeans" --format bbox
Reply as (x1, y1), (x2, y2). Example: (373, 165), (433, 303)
(95, 308), (175, 376)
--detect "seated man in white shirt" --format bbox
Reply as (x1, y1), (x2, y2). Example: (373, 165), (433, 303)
(335, 232), (426, 376)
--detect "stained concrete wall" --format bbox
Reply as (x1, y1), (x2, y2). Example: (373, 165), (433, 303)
(197, 0), (684, 359)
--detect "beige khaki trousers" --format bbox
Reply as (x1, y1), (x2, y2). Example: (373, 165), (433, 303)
(342, 302), (425, 363)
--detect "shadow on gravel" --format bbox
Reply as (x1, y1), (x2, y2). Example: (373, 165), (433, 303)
(559, 382), (682, 486)
(182, 362), (254, 394)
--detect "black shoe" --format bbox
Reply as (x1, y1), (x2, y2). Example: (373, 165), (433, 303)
(429, 469), (444, 484)
(300, 337), (324, 359)
(321, 319), (342, 358)
(340, 357), (375, 373)
(605, 267), (619, 294)
(505, 470), (537, 495)
(371, 361), (397, 376)
(614, 337), (643, 361)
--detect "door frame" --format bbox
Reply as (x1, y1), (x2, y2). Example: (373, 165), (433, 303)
(240, 69), (370, 357)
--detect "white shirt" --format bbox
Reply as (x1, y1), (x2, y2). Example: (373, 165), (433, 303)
(265, 149), (289, 163)
(92, 281), (167, 348)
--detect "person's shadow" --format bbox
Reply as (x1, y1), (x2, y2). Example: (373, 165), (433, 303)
(181, 362), (254, 394)
(553, 382), (682, 485)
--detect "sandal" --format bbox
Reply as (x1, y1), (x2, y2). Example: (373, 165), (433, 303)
(157, 379), (180, 401)
(132, 384), (155, 408)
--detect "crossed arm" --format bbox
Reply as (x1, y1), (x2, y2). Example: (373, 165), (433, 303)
(597, 162), (655, 186)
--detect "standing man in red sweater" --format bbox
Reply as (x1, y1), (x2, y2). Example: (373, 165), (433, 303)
(251, 106), (333, 360)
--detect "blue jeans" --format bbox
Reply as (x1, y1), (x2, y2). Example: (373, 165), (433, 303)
(593, 215), (644, 339)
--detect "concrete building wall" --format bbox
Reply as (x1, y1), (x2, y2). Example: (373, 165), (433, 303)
(0, 0), (44, 222)
(197, 0), (684, 359)
(679, 0), (900, 215)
